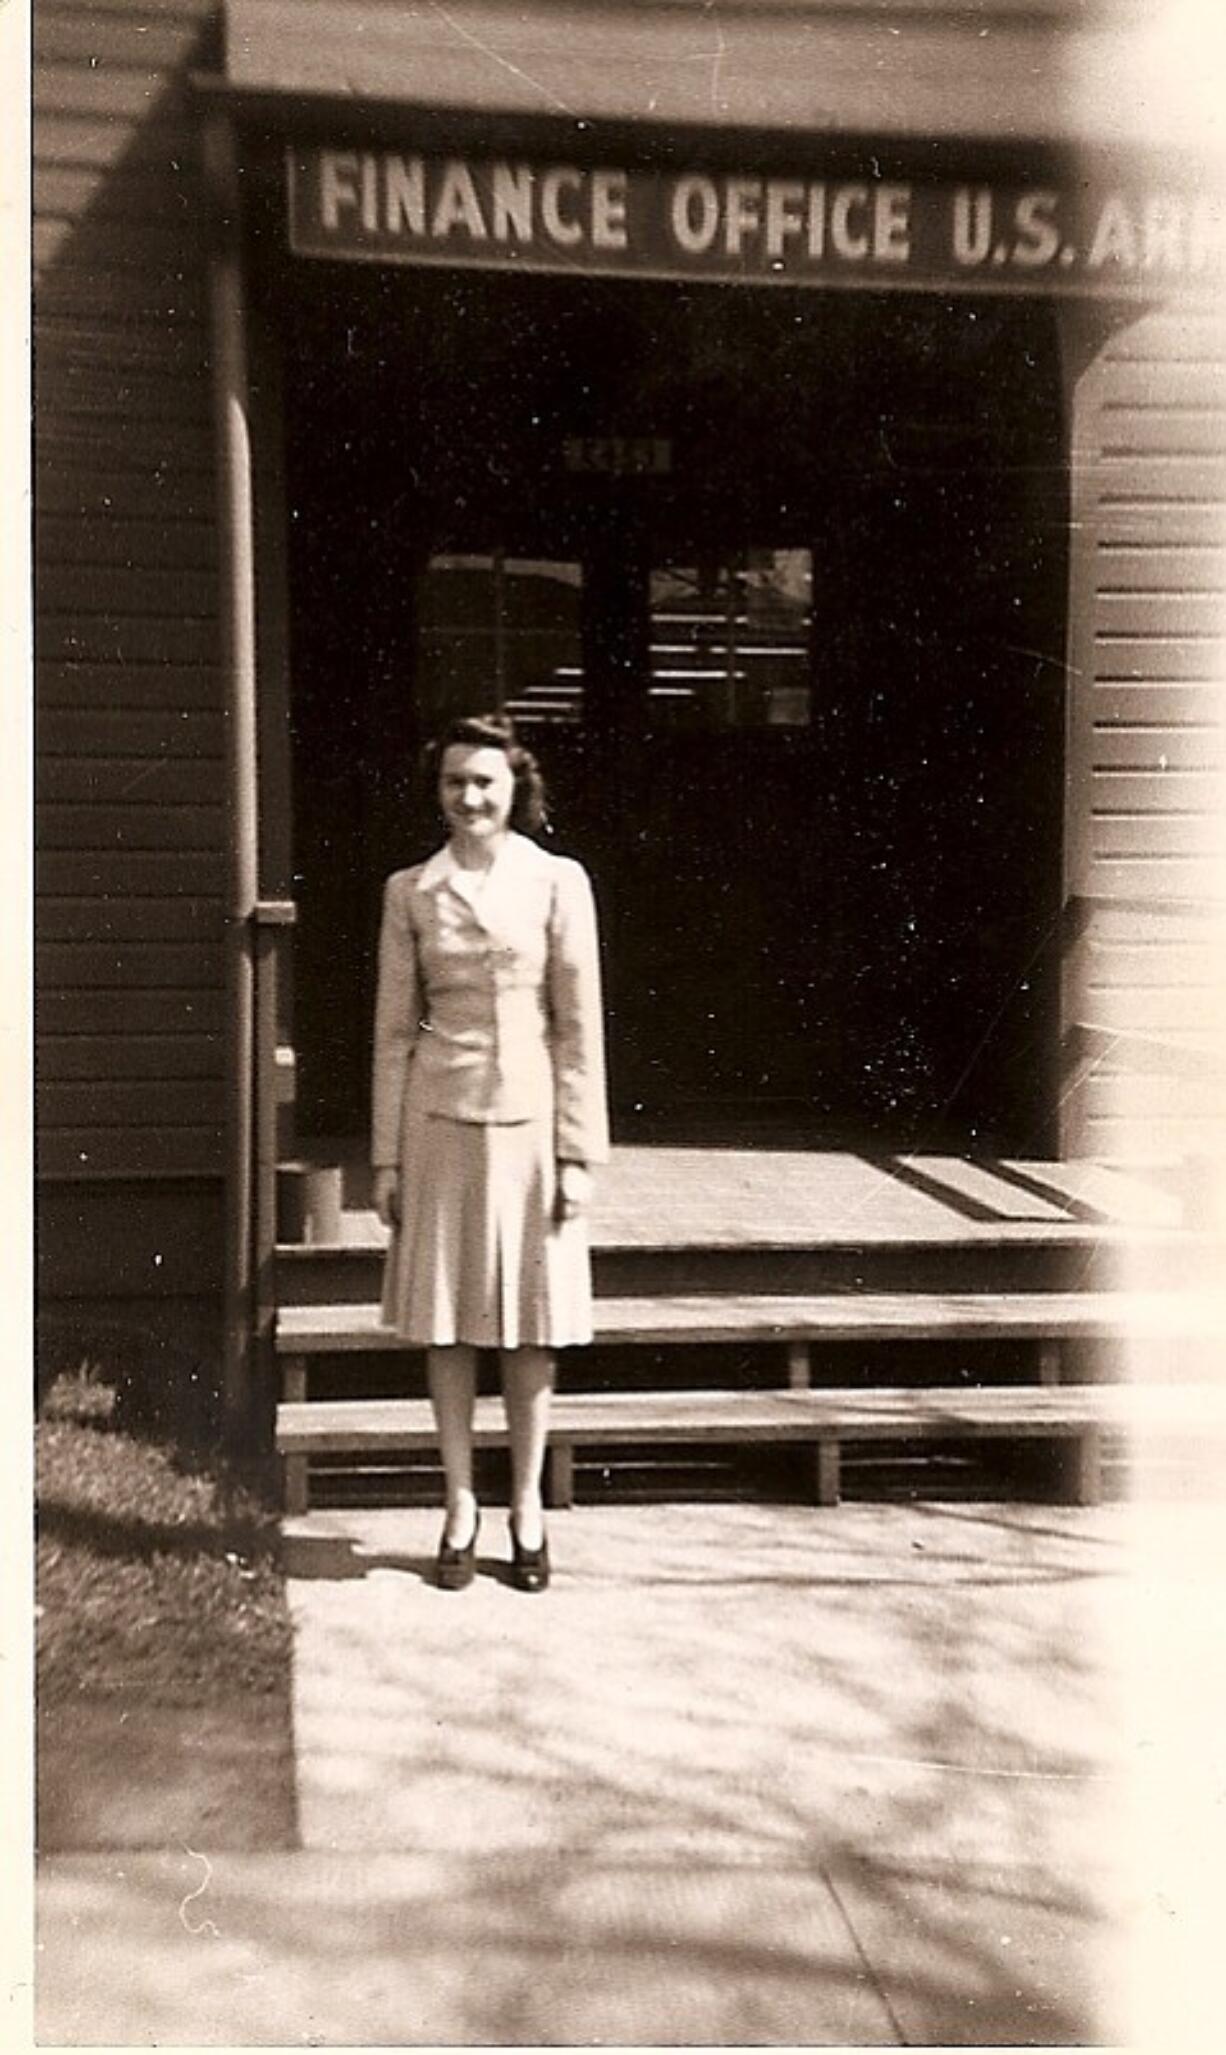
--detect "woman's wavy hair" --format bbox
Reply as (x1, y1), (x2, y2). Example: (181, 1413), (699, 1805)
(423, 711), (547, 835)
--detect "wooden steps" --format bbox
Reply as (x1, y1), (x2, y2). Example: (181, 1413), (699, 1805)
(279, 1290), (1226, 1353)
(274, 1290), (1226, 1513)
(277, 1380), (1226, 1514)
(274, 1150), (1216, 1306)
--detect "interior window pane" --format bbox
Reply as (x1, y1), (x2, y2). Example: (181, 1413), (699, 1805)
(416, 553), (584, 729)
(500, 558), (585, 728)
(648, 549), (813, 729)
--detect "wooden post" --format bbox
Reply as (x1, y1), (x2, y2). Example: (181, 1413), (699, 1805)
(282, 1353), (309, 1515)
(284, 1454), (310, 1520)
(547, 1441), (576, 1510)
(786, 1341), (812, 1389)
(1070, 1427), (1103, 1507)
(254, 903), (296, 1417)
(1037, 1339), (1061, 1388)
(814, 1438), (840, 1507)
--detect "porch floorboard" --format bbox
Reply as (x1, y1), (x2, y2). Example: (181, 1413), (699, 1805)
(287, 1147), (1189, 1252)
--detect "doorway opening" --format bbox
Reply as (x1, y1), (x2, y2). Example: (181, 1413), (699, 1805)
(279, 266), (1068, 1153)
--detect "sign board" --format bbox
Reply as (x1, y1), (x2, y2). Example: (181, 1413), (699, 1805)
(288, 147), (1225, 300)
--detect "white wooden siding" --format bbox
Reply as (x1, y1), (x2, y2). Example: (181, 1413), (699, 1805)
(1063, 308), (1226, 1162)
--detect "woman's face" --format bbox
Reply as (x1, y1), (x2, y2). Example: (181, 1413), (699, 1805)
(439, 743), (516, 844)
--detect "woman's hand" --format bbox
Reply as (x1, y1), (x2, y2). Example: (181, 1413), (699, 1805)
(556, 1160), (593, 1223)
(373, 1168), (401, 1231)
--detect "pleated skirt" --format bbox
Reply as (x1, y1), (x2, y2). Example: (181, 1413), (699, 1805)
(380, 1098), (593, 1350)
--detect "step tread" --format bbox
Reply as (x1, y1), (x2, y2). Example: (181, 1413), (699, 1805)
(277, 1289), (1226, 1353)
(276, 1380), (1226, 1453)
(276, 1219), (1206, 1258)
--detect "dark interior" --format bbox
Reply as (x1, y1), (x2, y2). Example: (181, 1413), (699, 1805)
(279, 263), (1068, 1153)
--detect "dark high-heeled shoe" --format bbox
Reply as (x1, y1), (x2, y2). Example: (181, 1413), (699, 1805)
(436, 1509), (480, 1591)
(508, 1516), (550, 1593)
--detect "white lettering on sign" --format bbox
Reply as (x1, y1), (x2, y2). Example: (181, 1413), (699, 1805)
(321, 149), (359, 231)
(1088, 196), (1138, 270)
(592, 170), (629, 251)
(1081, 191), (1226, 274)
(874, 185), (912, 262)
(1012, 191), (1060, 267)
(764, 180), (805, 258)
(668, 175), (912, 268)
(725, 178), (762, 257)
(314, 149), (632, 253)
(672, 175), (719, 254)
(541, 166), (584, 245)
(492, 161), (533, 240)
(385, 155), (425, 234)
(294, 150), (1225, 299)
(953, 187), (993, 267)
(830, 186), (869, 260)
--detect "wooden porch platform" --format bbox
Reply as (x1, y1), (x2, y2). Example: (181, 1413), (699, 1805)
(587, 1149), (1188, 1249)
(291, 1148), (1191, 1253)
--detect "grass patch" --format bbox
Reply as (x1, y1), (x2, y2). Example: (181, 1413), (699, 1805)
(37, 1369), (297, 1850)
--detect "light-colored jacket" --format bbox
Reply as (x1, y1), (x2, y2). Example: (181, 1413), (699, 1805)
(371, 832), (609, 1169)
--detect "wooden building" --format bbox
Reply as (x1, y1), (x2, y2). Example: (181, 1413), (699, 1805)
(35, 2), (1226, 1426)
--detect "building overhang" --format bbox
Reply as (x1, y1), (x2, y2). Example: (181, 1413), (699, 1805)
(220, 1), (1225, 161)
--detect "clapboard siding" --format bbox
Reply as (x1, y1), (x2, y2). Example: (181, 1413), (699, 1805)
(34, 60), (195, 122)
(38, 702), (225, 745)
(39, 1128), (228, 1179)
(38, 418), (216, 473)
(39, 988), (226, 1036)
(1083, 1076), (1226, 1123)
(34, 161), (198, 220)
(38, 895), (224, 941)
(38, 308), (207, 368)
(38, 755), (225, 804)
(1098, 461), (1226, 507)
(35, 216), (206, 276)
(39, 942), (224, 987)
(38, 359), (213, 426)
(1063, 306), (1226, 1161)
(35, 4), (215, 67)
(39, 616), (221, 667)
(39, 1033), (224, 1081)
(40, 846), (226, 895)
(43, 567), (220, 618)
(34, 110), (204, 173)
(1099, 413), (1226, 459)
(36, 268), (209, 322)
(38, 515), (219, 570)
(37, 460), (218, 522)
(35, 0), (225, 1189)
(39, 802), (225, 851)
(38, 1081), (227, 1129)
(1097, 550), (1226, 592)
(1099, 508), (1226, 546)
(1091, 729), (1220, 771)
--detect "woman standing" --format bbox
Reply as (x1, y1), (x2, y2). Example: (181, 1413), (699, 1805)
(372, 713), (608, 1590)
